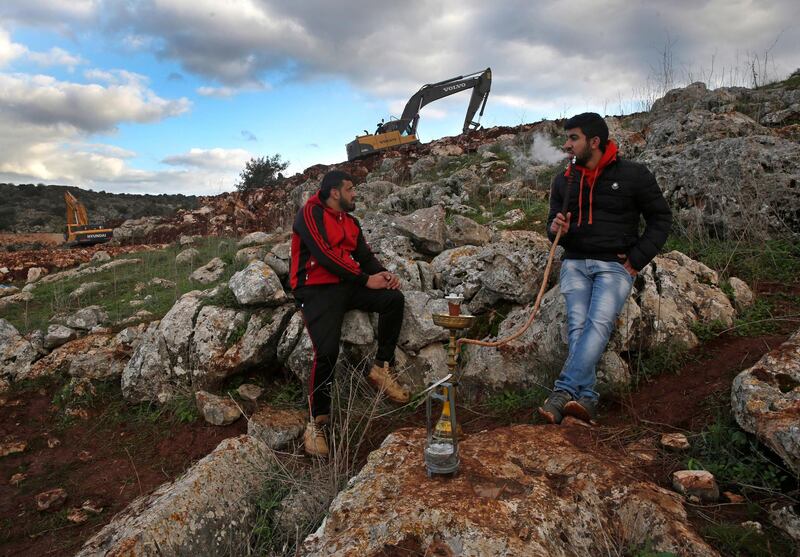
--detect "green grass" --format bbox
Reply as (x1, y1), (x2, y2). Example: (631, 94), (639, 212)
(485, 386), (547, 416)
(3, 236), (247, 334)
(629, 340), (693, 386)
(701, 522), (795, 557)
(249, 478), (291, 555)
(686, 411), (790, 493)
(663, 236), (800, 284)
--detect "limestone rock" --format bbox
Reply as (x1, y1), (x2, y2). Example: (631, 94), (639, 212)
(195, 391), (241, 426)
(247, 406), (306, 449)
(237, 231), (272, 248)
(35, 488), (67, 511)
(728, 276), (754, 313)
(235, 245), (268, 265)
(91, 251), (111, 263)
(190, 257), (226, 284)
(0, 439), (26, 457)
(731, 327), (800, 476)
(672, 470), (720, 502)
(769, 504), (800, 545)
(398, 291), (449, 353)
(0, 319), (37, 382)
(26, 266), (48, 284)
(445, 215), (492, 247)
(175, 247), (200, 266)
(228, 260), (287, 306)
(392, 205), (447, 255)
(29, 333), (130, 381)
(69, 281), (103, 301)
(237, 383), (263, 401)
(44, 325), (76, 350)
(66, 305), (108, 331)
(301, 426), (716, 556)
(660, 433), (691, 451)
(75, 435), (269, 557)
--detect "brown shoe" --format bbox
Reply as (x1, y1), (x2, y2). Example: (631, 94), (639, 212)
(368, 362), (410, 404)
(303, 414), (329, 457)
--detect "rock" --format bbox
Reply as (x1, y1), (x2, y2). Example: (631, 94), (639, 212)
(69, 281), (103, 301)
(731, 327), (800, 476)
(277, 312), (305, 364)
(0, 319), (37, 382)
(10, 472), (26, 485)
(723, 491), (745, 504)
(195, 391), (242, 426)
(235, 245), (268, 265)
(0, 440), (27, 458)
(179, 235), (195, 247)
(237, 231), (273, 248)
(237, 383), (263, 401)
(740, 521), (762, 533)
(301, 426), (716, 556)
(431, 143), (464, 157)
(728, 276), (754, 312)
(66, 305), (108, 331)
(247, 406), (306, 449)
(91, 251), (111, 263)
(47, 437), (61, 448)
(445, 215), (492, 247)
(113, 216), (171, 243)
(769, 503), (800, 544)
(149, 277), (175, 289)
(67, 508), (89, 524)
(190, 257), (227, 284)
(398, 291), (449, 352)
(36, 488), (67, 511)
(496, 207), (526, 227)
(75, 435), (269, 557)
(660, 433), (691, 451)
(671, 470), (720, 502)
(175, 247), (200, 266)
(228, 260), (288, 306)
(26, 266), (48, 284)
(392, 205), (447, 255)
(0, 286), (20, 298)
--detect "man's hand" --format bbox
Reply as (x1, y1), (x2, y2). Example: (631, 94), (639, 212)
(617, 254), (638, 277)
(550, 212), (571, 235)
(366, 272), (401, 290)
(380, 271), (401, 290)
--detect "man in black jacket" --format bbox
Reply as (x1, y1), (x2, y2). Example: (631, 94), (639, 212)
(538, 113), (672, 424)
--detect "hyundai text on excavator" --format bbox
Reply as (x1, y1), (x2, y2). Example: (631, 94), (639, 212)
(346, 67), (492, 161)
(63, 192), (113, 246)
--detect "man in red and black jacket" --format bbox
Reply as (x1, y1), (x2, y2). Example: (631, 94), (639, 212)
(291, 170), (409, 457)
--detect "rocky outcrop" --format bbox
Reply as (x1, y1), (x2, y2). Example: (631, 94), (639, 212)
(75, 435), (269, 557)
(731, 327), (800, 476)
(302, 426), (717, 556)
(189, 257), (226, 284)
(228, 260), (287, 306)
(0, 319), (37, 382)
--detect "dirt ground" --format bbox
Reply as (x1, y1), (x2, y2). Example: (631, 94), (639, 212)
(0, 234), (64, 248)
(1, 283), (799, 556)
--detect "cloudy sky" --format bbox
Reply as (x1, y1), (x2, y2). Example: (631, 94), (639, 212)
(1, 1), (798, 195)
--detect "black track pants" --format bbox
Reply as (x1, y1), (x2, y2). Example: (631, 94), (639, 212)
(294, 283), (405, 418)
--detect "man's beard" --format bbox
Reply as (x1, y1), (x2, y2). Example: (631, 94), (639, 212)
(573, 144), (592, 166)
(341, 200), (356, 213)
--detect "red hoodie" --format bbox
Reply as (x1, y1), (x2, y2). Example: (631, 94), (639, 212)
(290, 192), (385, 290)
(565, 140), (619, 226)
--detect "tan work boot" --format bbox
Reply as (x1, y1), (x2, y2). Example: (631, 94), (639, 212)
(303, 414), (329, 457)
(368, 362), (410, 404)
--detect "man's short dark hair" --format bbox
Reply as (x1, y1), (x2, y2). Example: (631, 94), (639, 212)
(564, 112), (609, 150)
(319, 170), (355, 200)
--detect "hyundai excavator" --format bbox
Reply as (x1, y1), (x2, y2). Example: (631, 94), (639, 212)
(64, 192), (113, 246)
(346, 67), (492, 161)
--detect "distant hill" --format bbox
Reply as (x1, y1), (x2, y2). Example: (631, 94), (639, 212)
(0, 183), (199, 233)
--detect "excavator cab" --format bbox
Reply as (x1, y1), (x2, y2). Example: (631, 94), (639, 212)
(346, 68), (491, 161)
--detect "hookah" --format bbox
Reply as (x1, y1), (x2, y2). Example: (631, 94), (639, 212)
(423, 156), (576, 477)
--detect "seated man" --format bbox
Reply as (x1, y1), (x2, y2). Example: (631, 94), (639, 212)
(290, 170), (410, 457)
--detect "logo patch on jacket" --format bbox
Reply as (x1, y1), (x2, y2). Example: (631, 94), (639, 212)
(611, 182), (619, 190)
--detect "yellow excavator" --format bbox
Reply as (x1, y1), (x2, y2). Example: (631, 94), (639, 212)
(64, 192), (113, 246)
(346, 67), (492, 161)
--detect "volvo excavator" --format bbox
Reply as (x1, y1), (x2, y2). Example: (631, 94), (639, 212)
(63, 192), (113, 246)
(346, 67), (491, 161)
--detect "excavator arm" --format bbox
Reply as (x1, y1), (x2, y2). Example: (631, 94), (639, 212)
(347, 68), (492, 161)
(378, 68), (492, 136)
(63, 191), (113, 246)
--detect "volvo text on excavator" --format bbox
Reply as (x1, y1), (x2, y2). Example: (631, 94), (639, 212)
(64, 192), (113, 246)
(346, 68), (491, 161)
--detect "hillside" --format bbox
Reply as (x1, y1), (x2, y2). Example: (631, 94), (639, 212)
(0, 183), (199, 233)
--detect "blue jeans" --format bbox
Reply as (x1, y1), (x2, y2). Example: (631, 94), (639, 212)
(553, 259), (633, 401)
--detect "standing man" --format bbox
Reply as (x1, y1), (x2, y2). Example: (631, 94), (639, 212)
(291, 170), (410, 457)
(538, 113), (672, 424)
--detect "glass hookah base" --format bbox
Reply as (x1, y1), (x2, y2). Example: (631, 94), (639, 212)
(424, 443), (459, 475)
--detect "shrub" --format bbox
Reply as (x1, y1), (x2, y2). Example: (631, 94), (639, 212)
(236, 154), (289, 192)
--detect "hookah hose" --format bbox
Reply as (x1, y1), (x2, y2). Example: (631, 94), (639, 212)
(457, 156), (576, 350)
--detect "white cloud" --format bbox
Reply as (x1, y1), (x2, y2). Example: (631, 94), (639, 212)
(0, 28), (26, 66)
(27, 47), (85, 69)
(162, 148), (252, 171)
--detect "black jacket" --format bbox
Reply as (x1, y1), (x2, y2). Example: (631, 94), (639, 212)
(547, 156), (672, 271)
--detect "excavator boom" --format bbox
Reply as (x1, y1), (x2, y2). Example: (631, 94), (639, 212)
(346, 68), (491, 161)
(63, 191), (113, 246)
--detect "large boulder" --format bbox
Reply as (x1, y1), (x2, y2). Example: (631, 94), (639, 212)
(0, 319), (37, 382)
(228, 260), (287, 306)
(189, 257), (226, 284)
(237, 231), (273, 248)
(731, 327), (800, 476)
(397, 291), (449, 353)
(28, 333), (132, 381)
(65, 305), (109, 331)
(392, 205), (447, 255)
(445, 215), (492, 247)
(301, 426), (716, 556)
(75, 435), (269, 557)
